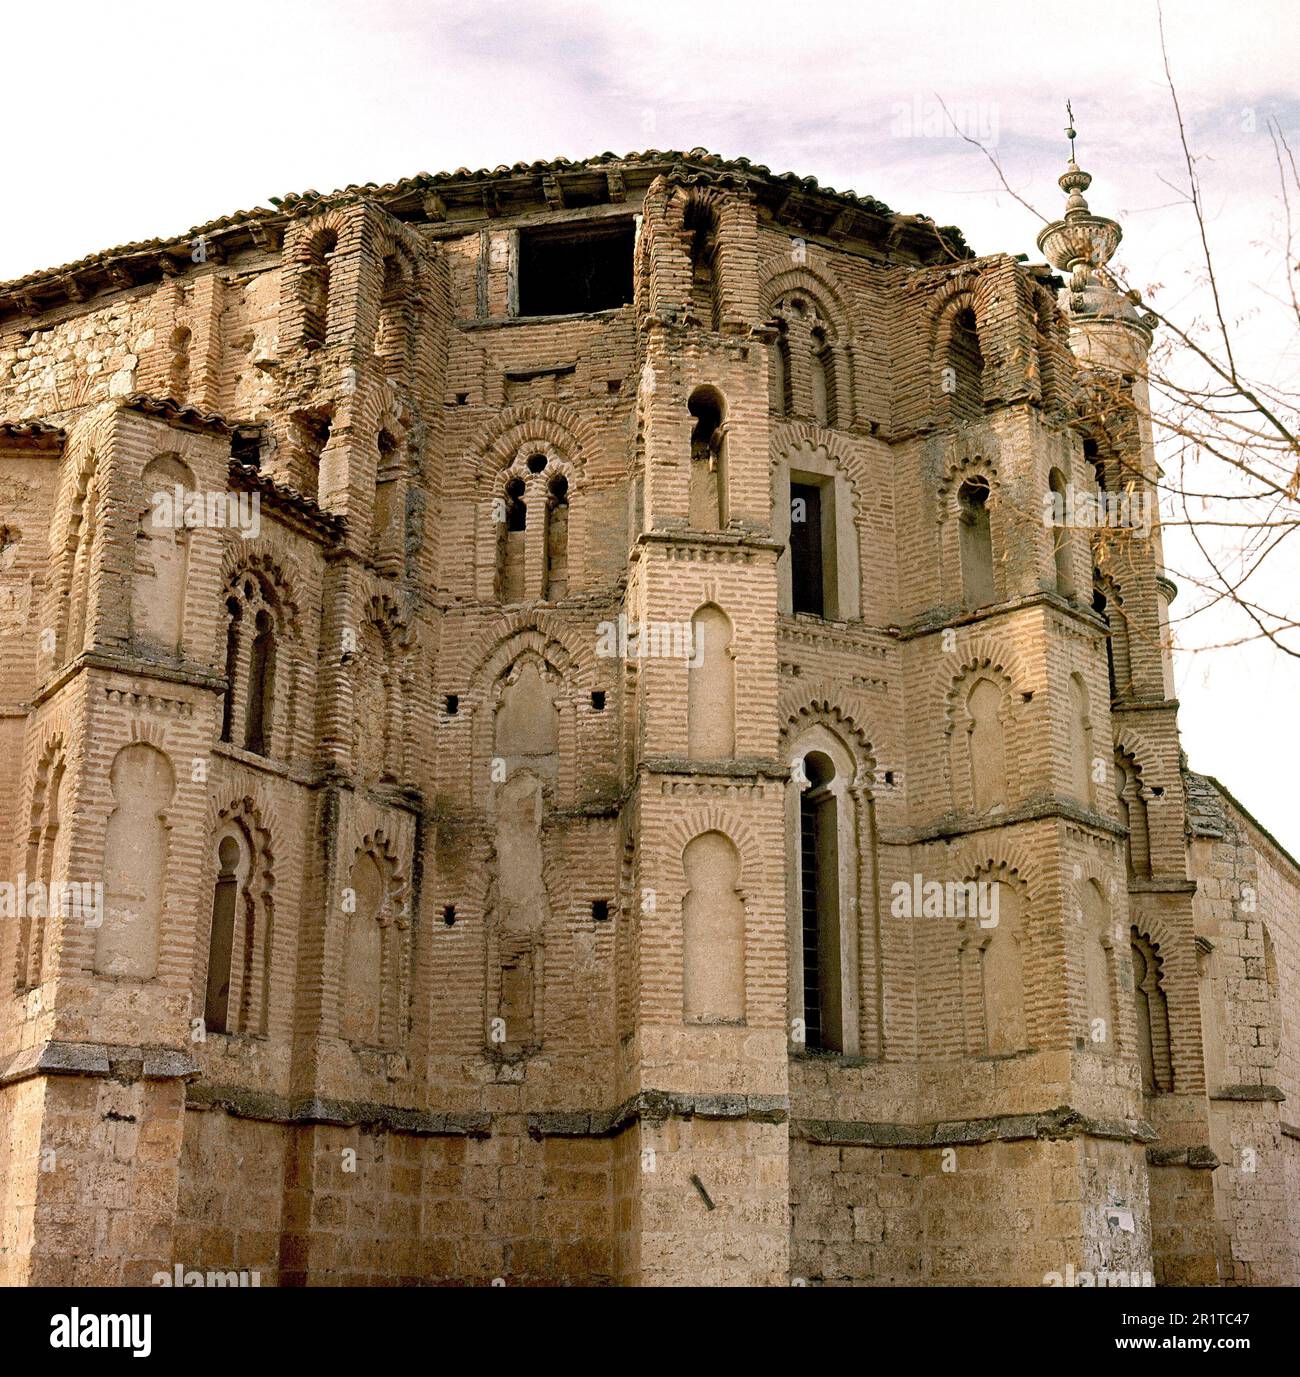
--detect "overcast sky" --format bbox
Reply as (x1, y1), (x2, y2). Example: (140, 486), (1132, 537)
(4, 0), (1298, 851)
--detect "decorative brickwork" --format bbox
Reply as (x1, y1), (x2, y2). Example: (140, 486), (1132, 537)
(0, 149), (1295, 1286)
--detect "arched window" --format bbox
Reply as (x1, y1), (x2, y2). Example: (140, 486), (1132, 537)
(245, 608), (276, 757)
(810, 326), (836, 428)
(168, 326), (192, 402)
(16, 749), (64, 991)
(687, 605), (735, 759)
(372, 430), (404, 573)
(768, 291), (847, 426)
(958, 476), (995, 608)
(1114, 750), (1151, 879)
(773, 322), (792, 416)
(798, 751), (843, 1051)
(221, 573), (292, 760)
(220, 597), (241, 744)
(1131, 929), (1172, 1092)
(497, 477), (527, 603)
(1048, 467), (1072, 595)
(945, 306), (984, 421)
(133, 455), (194, 656)
(301, 229), (338, 348)
(205, 833), (242, 1033)
(543, 474), (569, 600)
(684, 200), (721, 329)
(688, 387), (726, 530)
(1093, 570), (1131, 701)
(375, 253), (410, 377)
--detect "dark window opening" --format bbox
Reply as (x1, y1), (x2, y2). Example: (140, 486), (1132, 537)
(958, 475), (995, 608)
(230, 429), (261, 467)
(245, 608), (275, 756)
(543, 474), (569, 600)
(443, 905), (457, 927)
(790, 481), (824, 617)
(220, 598), (241, 744)
(799, 751), (842, 1052)
(590, 690), (606, 711)
(205, 835), (240, 1033)
(516, 221), (634, 317)
(947, 306), (984, 421)
(505, 478), (527, 532)
(591, 900), (610, 922)
(445, 694), (459, 716)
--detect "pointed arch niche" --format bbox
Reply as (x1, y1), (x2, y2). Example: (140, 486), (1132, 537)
(682, 830), (745, 1023)
(96, 742), (175, 980)
(946, 664), (1016, 817)
(687, 604), (735, 760)
(340, 832), (410, 1050)
(132, 454), (195, 656)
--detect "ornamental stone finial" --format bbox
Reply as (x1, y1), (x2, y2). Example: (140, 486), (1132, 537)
(1036, 106), (1156, 351)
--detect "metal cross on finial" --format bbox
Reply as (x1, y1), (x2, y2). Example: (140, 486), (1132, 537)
(1065, 100), (1077, 160)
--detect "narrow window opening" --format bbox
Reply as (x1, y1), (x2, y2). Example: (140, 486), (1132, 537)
(684, 201), (721, 329)
(591, 900), (610, 922)
(543, 474), (569, 600)
(498, 477), (527, 603)
(220, 597), (241, 744)
(688, 388), (726, 530)
(790, 479), (833, 617)
(798, 751), (842, 1052)
(445, 694), (459, 716)
(245, 608), (275, 756)
(590, 690), (606, 711)
(205, 834), (241, 1033)
(302, 229), (338, 348)
(947, 306), (984, 421)
(375, 255), (409, 376)
(810, 327), (836, 428)
(443, 905), (457, 927)
(958, 476), (995, 608)
(773, 322), (793, 416)
(1132, 929), (1173, 1093)
(373, 430), (401, 569)
(169, 326), (192, 402)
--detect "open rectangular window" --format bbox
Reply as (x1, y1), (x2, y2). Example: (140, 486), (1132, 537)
(789, 475), (840, 618)
(514, 219), (635, 318)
